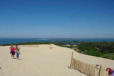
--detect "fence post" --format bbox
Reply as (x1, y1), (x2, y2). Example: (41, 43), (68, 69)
(69, 52), (74, 68)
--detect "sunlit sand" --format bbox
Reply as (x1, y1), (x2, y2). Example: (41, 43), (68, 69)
(0, 44), (114, 76)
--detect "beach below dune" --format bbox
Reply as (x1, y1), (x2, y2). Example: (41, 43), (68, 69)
(0, 44), (114, 76)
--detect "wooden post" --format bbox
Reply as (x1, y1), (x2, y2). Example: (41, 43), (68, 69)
(69, 52), (74, 68)
(98, 65), (102, 76)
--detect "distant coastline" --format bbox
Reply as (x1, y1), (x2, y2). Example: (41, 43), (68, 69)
(0, 38), (114, 45)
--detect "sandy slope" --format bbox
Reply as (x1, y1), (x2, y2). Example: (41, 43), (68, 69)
(0, 44), (114, 76)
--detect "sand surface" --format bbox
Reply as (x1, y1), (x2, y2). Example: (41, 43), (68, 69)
(0, 44), (114, 76)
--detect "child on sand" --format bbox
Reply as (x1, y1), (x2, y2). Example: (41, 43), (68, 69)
(10, 45), (15, 59)
(107, 68), (114, 76)
(15, 45), (20, 59)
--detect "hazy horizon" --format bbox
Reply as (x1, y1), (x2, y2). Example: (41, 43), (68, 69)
(0, 37), (114, 39)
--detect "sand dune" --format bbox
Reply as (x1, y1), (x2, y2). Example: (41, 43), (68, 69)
(0, 44), (114, 76)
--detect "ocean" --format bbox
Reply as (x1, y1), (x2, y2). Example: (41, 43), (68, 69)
(0, 38), (114, 45)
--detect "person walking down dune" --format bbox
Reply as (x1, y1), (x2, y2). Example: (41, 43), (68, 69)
(15, 45), (20, 59)
(10, 45), (15, 59)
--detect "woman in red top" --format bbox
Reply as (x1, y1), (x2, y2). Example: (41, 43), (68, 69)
(10, 45), (15, 59)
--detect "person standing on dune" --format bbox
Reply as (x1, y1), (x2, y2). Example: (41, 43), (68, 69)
(15, 45), (20, 59)
(10, 45), (15, 59)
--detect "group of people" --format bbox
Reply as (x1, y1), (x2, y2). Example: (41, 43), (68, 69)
(10, 45), (20, 59)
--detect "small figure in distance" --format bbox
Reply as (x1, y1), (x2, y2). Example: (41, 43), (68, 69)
(15, 45), (20, 59)
(10, 45), (15, 59)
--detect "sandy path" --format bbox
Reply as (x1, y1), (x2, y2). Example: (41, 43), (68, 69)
(0, 45), (86, 76)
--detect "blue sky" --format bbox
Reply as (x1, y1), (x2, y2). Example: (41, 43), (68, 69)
(0, 0), (114, 38)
